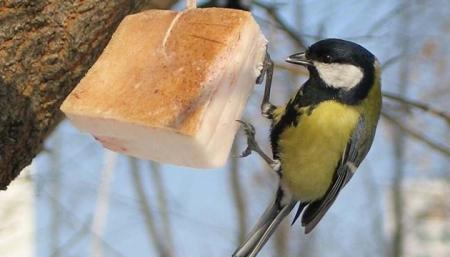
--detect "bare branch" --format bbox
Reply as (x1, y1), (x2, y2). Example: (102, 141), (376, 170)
(230, 145), (248, 243)
(129, 158), (169, 257)
(253, 1), (307, 49)
(149, 161), (174, 256)
(381, 111), (450, 157)
(383, 92), (450, 124)
(91, 151), (117, 257)
(367, 2), (409, 35)
(50, 133), (62, 257)
(51, 219), (92, 257)
(382, 54), (404, 70)
(38, 180), (125, 257)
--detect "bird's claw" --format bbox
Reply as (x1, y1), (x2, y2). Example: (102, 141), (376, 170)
(255, 49), (271, 85)
(236, 121), (280, 176)
(236, 120), (259, 158)
(239, 148), (252, 158)
(255, 68), (266, 84)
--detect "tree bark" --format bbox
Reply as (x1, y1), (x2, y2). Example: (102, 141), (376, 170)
(0, 0), (177, 190)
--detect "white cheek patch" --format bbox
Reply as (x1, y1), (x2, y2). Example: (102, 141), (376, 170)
(314, 62), (364, 90)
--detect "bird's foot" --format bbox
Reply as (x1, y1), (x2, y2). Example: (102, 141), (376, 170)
(255, 67), (266, 84)
(236, 120), (258, 158)
(236, 120), (281, 175)
(255, 49), (272, 85)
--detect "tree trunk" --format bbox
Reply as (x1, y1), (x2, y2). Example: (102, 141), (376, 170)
(0, 0), (177, 190)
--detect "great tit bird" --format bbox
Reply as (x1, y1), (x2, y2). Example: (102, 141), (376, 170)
(233, 38), (382, 257)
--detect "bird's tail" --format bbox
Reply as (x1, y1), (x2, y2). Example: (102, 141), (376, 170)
(232, 191), (297, 257)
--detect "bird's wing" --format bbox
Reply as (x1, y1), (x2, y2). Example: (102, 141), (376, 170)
(301, 117), (373, 233)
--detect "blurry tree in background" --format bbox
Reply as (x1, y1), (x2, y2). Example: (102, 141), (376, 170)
(1, 0), (449, 257)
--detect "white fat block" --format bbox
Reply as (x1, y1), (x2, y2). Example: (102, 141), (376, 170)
(60, 8), (267, 168)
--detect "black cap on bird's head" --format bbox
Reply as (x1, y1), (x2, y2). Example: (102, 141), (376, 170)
(286, 38), (379, 104)
(286, 38), (376, 69)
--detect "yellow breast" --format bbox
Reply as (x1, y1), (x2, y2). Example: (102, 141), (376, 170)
(278, 101), (360, 201)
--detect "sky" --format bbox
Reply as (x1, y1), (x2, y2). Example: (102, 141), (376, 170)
(23, 0), (450, 257)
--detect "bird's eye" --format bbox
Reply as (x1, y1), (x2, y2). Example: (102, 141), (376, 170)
(324, 55), (332, 63)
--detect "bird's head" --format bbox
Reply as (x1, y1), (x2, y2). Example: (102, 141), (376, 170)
(286, 38), (380, 103)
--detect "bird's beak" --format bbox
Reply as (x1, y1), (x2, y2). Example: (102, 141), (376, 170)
(286, 52), (313, 67)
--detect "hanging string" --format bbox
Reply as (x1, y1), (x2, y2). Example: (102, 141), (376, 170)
(187, 0), (197, 9)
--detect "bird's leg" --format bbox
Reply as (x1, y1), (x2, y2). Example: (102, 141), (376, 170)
(236, 120), (281, 175)
(256, 51), (276, 120)
(255, 50), (268, 84)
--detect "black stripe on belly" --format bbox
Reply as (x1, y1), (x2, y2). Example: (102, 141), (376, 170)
(270, 100), (300, 159)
